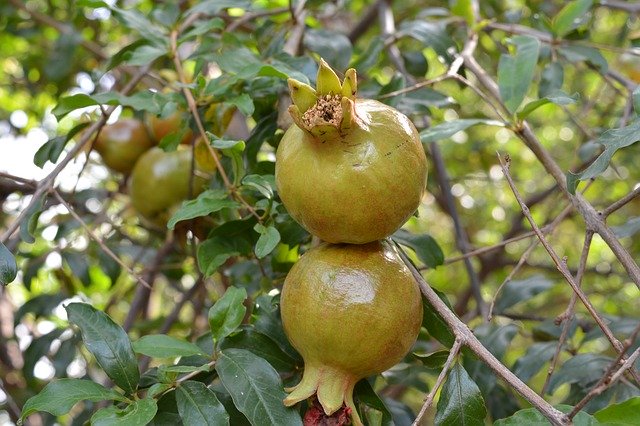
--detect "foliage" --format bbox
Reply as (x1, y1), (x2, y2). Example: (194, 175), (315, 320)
(0, 0), (639, 425)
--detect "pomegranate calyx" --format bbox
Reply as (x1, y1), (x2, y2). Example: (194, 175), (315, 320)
(287, 59), (358, 141)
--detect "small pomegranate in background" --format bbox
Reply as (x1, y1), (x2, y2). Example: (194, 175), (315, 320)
(280, 240), (423, 426)
(92, 119), (155, 174)
(275, 60), (428, 244)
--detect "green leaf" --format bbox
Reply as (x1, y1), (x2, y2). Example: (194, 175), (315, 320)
(241, 174), (274, 199)
(354, 380), (394, 426)
(132, 335), (206, 358)
(126, 44), (167, 66)
(494, 275), (554, 313)
(552, 0), (593, 37)
(167, 190), (239, 230)
(420, 119), (504, 143)
(435, 363), (487, 426)
(413, 350), (451, 369)
(52, 93), (98, 119)
(0, 241), (17, 286)
(215, 349), (303, 426)
(633, 86), (640, 114)
(451, 0), (474, 26)
(612, 216), (640, 238)
(66, 303), (140, 394)
(512, 342), (557, 383)
(498, 36), (540, 113)
(52, 91), (163, 119)
(226, 94), (254, 117)
(547, 354), (612, 393)
(393, 229), (444, 268)
(567, 119), (640, 193)
(539, 62), (564, 98)
(91, 398), (158, 426)
(21, 379), (126, 422)
(422, 293), (455, 347)
(197, 235), (252, 276)
(209, 286), (247, 344)
(399, 20), (457, 63)
(20, 194), (44, 244)
(220, 326), (298, 372)
(176, 381), (230, 426)
(495, 405), (600, 426)
(303, 28), (353, 70)
(254, 225), (280, 258)
(594, 397), (640, 425)
(517, 91), (577, 120)
(558, 46), (608, 71)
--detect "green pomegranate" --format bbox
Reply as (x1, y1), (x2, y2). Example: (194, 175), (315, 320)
(93, 119), (155, 174)
(128, 146), (212, 227)
(275, 60), (428, 244)
(280, 240), (423, 425)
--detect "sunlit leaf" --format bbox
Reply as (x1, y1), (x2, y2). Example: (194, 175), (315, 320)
(498, 35), (540, 113)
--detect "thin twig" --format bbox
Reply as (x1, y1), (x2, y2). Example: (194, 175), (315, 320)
(395, 243), (571, 426)
(603, 185), (640, 217)
(541, 231), (594, 395)
(412, 339), (463, 426)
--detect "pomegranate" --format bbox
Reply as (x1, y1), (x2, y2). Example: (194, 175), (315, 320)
(92, 119), (155, 174)
(280, 240), (423, 425)
(275, 60), (428, 244)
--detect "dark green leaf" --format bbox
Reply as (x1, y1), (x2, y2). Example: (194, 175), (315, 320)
(552, 0), (593, 37)
(209, 286), (247, 344)
(435, 363), (487, 426)
(241, 174), (274, 199)
(512, 342), (557, 383)
(612, 216), (640, 238)
(532, 318), (578, 341)
(215, 349), (303, 426)
(354, 380), (394, 426)
(558, 46), (607, 71)
(422, 294), (455, 347)
(303, 29), (353, 70)
(52, 94), (101, 119)
(350, 37), (384, 72)
(66, 303), (140, 394)
(594, 397), (640, 425)
(547, 354), (612, 393)
(197, 234), (253, 277)
(167, 190), (238, 230)
(517, 91), (578, 120)
(399, 21), (456, 63)
(495, 405), (599, 425)
(498, 35), (540, 113)
(14, 293), (66, 325)
(21, 379), (126, 422)
(539, 62), (564, 98)
(91, 398), (158, 426)
(393, 229), (444, 268)
(253, 295), (301, 361)
(63, 251), (91, 286)
(220, 326), (298, 371)
(132, 335), (206, 358)
(420, 119), (504, 144)
(567, 119), (640, 192)
(0, 241), (17, 286)
(226, 94), (254, 117)
(494, 275), (554, 313)
(254, 224), (280, 258)
(33, 136), (66, 168)
(176, 381), (229, 426)
(20, 194), (44, 244)
(413, 350), (450, 369)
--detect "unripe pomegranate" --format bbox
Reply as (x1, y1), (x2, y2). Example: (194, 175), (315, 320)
(93, 119), (155, 174)
(280, 240), (423, 425)
(275, 60), (428, 244)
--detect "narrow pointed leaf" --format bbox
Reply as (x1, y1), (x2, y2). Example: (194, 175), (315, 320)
(498, 36), (540, 113)
(66, 303), (140, 394)
(132, 334), (206, 358)
(176, 381), (230, 426)
(0, 241), (17, 286)
(435, 363), (487, 426)
(216, 349), (303, 426)
(208, 286), (247, 344)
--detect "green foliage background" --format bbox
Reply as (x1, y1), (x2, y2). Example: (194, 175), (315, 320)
(0, 0), (639, 425)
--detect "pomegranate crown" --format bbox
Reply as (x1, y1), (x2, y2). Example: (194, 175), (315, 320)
(287, 59), (357, 140)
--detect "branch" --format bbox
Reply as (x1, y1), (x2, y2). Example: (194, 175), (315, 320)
(396, 244), (570, 426)
(412, 339), (463, 425)
(598, 0), (640, 14)
(0, 66), (150, 245)
(499, 155), (640, 385)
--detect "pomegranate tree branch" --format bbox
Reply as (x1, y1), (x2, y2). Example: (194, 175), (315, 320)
(499, 155), (640, 385)
(412, 339), (463, 426)
(0, 66), (150, 245)
(396, 244), (570, 426)
(461, 51), (640, 289)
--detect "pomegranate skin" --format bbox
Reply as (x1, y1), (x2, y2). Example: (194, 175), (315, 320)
(275, 99), (427, 244)
(280, 240), (422, 425)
